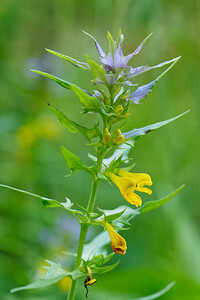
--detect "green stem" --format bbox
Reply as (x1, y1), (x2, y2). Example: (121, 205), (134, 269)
(67, 179), (99, 300)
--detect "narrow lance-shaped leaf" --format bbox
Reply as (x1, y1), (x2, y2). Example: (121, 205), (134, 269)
(11, 260), (84, 293)
(82, 30), (106, 58)
(31, 70), (102, 114)
(129, 57), (181, 78)
(49, 104), (100, 141)
(129, 56), (181, 104)
(123, 110), (190, 139)
(129, 282), (175, 300)
(0, 184), (83, 216)
(98, 208), (126, 223)
(139, 185), (185, 214)
(30, 70), (71, 89)
(61, 146), (93, 175)
(45, 48), (90, 70)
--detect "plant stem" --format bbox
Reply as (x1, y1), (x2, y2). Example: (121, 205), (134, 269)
(67, 179), (99, 300)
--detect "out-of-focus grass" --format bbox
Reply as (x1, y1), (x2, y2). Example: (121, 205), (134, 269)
(0, 0), (199, 299)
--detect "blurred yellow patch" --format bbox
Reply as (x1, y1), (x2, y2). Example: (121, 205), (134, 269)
(16, 118), (61, 147)
(58, 276), (72, 292)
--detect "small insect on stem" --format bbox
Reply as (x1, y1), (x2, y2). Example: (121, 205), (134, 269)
(84, 266), (97, 298)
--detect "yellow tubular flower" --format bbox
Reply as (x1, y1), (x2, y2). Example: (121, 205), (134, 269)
(109, 170), (152, 207)
(105, 222), (127, 255)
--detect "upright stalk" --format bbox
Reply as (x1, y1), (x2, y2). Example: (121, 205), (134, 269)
(67, 178), (100, 300)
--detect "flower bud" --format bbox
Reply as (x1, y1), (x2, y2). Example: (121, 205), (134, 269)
(113, 129), (125, 145)
(124, 112), (131, 117)
(114, 105), (123, 114)
(101, 128), (111, 144)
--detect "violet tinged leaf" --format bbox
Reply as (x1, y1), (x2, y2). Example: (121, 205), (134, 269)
(49, 104), (100, 140)
(138, 185), (185, 214)
(61, 146), (92, 175)
(45, 48), (90, 70)
(129, 80), (156, 104)
(30, 70), (71, 89)
(129, 56), (181, 103)
(123, 110), (189, 139)
(132, 32), (153, 55)
(129, 282), (175, 300)
(11, 261), (84, 293)
(129, 57), (181, 78)
(82, 30), (106, 58)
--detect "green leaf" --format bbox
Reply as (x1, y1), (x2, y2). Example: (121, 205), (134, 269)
(61, 146), (92, 175)
(45, 48), (90, 70)
(11, 260), (84, 293)
(49, 104), (100, 140)
(31, 70), (102, 114)
(129, 282), (175, 300)
(87, 59), (108, 85)
(90, 260), (120, 274)
(83, 253), (115, 268)
(107, 31), (117, 55)
(0, 184), (83, 216)
(123, 111), (190, 139)
(30, 70), (71, 89)
(70, 84), (102, 113)
(98, 208), (126, 223)
(82, 231), (110, 260)
(139, 185), (184, 214)
(91, 253), (115, 267)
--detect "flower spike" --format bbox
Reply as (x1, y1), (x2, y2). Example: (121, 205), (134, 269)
(84, 30), (152, 73)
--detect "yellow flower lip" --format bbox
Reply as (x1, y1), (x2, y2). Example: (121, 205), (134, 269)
(85, 278), (97, 286)
(105, 222), (127, 255)
(108, 170), (152, 207)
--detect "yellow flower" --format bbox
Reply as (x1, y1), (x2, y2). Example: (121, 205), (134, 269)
(105, 222), (127, 255)
(109, 170), (152, 207)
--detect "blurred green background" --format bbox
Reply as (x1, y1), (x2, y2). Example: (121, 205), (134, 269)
(0, 0), (199, 299)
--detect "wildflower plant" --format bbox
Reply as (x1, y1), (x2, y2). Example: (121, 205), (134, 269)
(0, 30), (188, 299)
